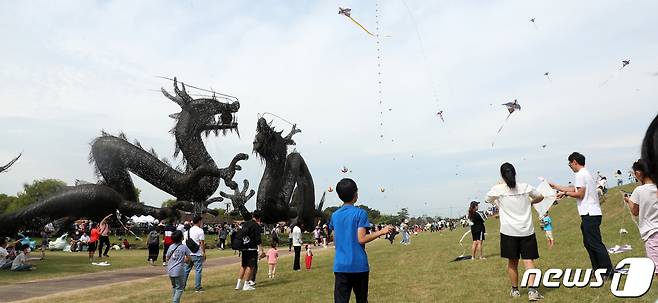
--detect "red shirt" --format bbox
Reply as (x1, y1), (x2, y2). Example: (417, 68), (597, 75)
(90, 228), (100, 243)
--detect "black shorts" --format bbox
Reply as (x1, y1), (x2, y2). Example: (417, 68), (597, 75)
(88, 241), (97, 252)
(500, 233), (539, 260)
(471, 227), (485, 241)
(241, 250), (258, 268)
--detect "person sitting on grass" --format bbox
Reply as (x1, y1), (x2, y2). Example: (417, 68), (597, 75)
(329, 178), (394, 303)
(486, 163), (544, 301)
(78, 233), (90, 251)
(0, 237), (12, 270)
(122, 238), (130, 249)
(166, 230), (191, 303)
(11, 244), (35, 271)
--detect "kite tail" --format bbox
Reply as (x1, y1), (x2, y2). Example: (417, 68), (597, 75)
(492, 112), (513, 147)
(458, 229), (471, 256)
(348, 16), (375, 36)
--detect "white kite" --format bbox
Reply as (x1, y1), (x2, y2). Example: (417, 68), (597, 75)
(533, 179), (558, 216)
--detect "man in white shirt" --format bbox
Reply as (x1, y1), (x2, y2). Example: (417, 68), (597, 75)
(550, 152), (613, 277)
(292, 223), (303, 271)
(183, 215), (206, 292)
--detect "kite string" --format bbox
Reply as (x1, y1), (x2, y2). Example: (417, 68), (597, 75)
(155, 75), (239, 102)
(259, 112), (295, 126)
(348, 16), (375, 36)
(400, 0), (441, 109)
(491, 112), (513, 147)
(375, 0), (385, 141)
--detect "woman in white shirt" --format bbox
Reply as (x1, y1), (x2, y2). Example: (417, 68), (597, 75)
(624, 159), (658, 274)
(486, 163), (544, 301)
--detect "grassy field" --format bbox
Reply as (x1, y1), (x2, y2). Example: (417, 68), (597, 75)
(15, 183), (658, 302)
(0, 245), (236, 283)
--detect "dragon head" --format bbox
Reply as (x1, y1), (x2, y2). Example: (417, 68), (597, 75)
(162, 77), (240, 139)
(253, 117), (289, 162)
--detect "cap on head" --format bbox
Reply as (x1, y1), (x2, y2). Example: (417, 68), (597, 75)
(470, 201), (480, 208)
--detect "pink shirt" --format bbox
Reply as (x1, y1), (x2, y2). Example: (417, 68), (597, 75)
(266, 248), (278, 264)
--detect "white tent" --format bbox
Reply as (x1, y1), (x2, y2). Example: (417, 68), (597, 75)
(129, 215), (157, 224)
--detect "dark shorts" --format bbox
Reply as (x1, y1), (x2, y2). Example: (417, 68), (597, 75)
(471, 227), (485, 241)
(334, 272), (369, 303)
(500, 233), (539, 260)
(241, 250), (258, 268)
(88, 241), (97, 252)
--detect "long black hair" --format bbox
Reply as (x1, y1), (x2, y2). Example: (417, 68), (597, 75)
(641, 114), (658, 184)
(500, 162), (517, 188)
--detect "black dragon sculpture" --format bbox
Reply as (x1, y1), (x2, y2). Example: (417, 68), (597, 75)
(0, 78), (249, 235)
(251, 117), (324, 231)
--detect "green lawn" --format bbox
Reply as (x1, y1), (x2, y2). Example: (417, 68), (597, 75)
(0, 246), (236, 284)
(15, 184), (658, 302)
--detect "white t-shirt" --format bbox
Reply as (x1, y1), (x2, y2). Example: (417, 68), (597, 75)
(292, 226), (302, 247)
(630, 183), (658, 241)
(486, 183), (541, 237)
(183, 225), (205, 256)
(79, 234), (90, 243)
(574, 168), (602, 216)
(0, 247), (8, 267)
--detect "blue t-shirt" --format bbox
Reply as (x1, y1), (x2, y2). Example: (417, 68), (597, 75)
(328, 204), (370, 273)
(166, 243), (191, 277)
(543, 216), (553, 232)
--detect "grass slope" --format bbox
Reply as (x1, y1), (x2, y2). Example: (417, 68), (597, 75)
(20, 184), (658, 302)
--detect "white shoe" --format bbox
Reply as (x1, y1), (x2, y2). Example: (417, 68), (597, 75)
(247, 280), (255, 286)
(242, 284), (256, 291)
(235, 280), (243, 290)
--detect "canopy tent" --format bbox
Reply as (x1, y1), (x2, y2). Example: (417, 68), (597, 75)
(129, 215), (157, 224)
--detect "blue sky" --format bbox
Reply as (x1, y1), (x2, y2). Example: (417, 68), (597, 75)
(1, 0), (657, 217)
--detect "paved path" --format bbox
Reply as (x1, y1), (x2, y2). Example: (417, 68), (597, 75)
(1, 246), (328, 302)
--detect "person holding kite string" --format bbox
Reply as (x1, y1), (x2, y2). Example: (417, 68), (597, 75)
(549, 152), (613, 278)
(467, 201), (486, 260)
(623, 159), (658, 274)
(486, 163), (544, 301)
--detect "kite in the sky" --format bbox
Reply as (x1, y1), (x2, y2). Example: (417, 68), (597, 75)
(328, 186), (334, 192)
(492, 100), (521, 147)
(339, 7), (375, 36)
(541, 144), (547, 149)
(620, 59), (630, 70)
(544, 72), (551, 82)
(0, 153), (21, 173)
(530, 18), (538, 29)
(600, 59), (631, 87)
(380, 187), (386, 193)
(436, 111), (445, 122)
(340, 166), (352, 174)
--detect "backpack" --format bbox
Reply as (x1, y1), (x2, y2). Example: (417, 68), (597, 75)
(147, 231), (159, 246)
(231, 228), (244, 251)
(186, 228), (199, 253)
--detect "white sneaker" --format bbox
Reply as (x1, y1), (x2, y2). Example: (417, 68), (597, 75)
(242, 284), (256, 291)
(235, 280), (243, 290)
(510, 288), (521, 298)
(247, 280), (255, 286)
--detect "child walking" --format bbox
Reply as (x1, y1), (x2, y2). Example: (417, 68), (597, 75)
(305, 244), (313, 270)
(266, 243), (278, 278)
(541, 212), (555, 249)
(166, 230), (191, 303)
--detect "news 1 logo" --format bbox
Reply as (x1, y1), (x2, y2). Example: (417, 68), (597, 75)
(520, 258), (654, 298)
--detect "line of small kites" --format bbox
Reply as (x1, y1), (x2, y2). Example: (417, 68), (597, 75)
(339, 8), (632, 146)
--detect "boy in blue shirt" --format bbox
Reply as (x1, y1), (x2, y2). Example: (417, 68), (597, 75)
(541, 212), (554, 249)
(329, 178), (393, 303)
